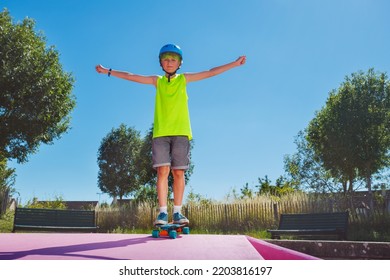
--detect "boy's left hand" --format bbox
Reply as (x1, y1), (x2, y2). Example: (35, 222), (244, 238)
(236, 56), (246, 66)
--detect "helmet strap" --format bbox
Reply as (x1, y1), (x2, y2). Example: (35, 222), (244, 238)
(162, 66), (180, 82)
(167, 71), (176, 82)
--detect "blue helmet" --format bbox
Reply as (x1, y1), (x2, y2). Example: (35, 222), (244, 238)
(159, 44), (183, 61)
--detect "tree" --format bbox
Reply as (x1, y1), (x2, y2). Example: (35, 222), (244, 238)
(307, 69), (390, 201)
(133, 127), (157, 204)
(255, 175), (295, 197)
(284, 130), (341, 193)
(97, 124), (142, 199)
(136, 127), (156, 189)
(186, 186), (212, 206)
(0, 157), (15, 191)
(24, 196), (66, 209)
(240, 183), (254, 199)
(0, 157), (16, 215)
(0, 9), (76, 164)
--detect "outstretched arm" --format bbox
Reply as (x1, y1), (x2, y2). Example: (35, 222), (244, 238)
(184, 56), (246, 83)
(95, 65), (157, 86)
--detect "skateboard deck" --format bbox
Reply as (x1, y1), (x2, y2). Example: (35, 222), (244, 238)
(152, 223), (190, 239)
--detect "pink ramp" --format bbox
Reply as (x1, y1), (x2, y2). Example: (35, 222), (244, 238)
(246, 236), (320, 260)
(0, 233), (317, 260)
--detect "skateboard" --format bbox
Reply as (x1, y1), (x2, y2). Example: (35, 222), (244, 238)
(152, 223), (190, 239)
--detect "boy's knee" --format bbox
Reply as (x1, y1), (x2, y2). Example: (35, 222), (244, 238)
(172, 169), (184, 178)
(157, 166), (170, 178)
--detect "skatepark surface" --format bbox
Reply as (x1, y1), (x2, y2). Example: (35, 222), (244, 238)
(0, 233), (319, 260)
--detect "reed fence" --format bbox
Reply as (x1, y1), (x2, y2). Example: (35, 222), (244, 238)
(96, 192), (390, 233)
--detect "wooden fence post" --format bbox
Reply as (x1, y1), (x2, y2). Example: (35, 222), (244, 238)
(151, 206), (155, 225)
(224, 204), (229, 226)
(273, 203), (279, 223)
(184, 205), (189, 219)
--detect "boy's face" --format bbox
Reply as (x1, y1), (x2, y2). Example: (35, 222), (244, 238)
(160, 52), (182, 73)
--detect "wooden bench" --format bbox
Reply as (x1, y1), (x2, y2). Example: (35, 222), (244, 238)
(267, 211), (349, 240)
(13, 207), (98, 233)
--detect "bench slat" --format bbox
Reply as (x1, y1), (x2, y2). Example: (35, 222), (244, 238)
(267, 211), (349, 240)
(13, 207), (98, 233)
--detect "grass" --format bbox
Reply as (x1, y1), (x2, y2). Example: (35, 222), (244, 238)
(0, 211), (14, 233)
(348, 223), (390, 242)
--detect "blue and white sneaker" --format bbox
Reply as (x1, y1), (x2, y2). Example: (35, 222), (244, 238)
(154, 212), (168, 225)
(173, 212), (189, 224)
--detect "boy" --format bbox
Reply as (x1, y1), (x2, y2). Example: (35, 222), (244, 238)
(96, 44), (246, 225)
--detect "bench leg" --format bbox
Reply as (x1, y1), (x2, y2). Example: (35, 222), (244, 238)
(271, 234), (280, 239)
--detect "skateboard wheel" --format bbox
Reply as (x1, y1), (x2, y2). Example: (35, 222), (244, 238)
(169, 230), (177, 239)
(152, 229), (160, 238)
(183, 227), (190, 234)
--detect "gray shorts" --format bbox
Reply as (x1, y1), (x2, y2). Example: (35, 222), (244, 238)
(152, 136), (190, 170)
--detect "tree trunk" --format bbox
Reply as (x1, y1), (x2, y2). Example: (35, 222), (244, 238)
(342, 180), (347, 194)
(348, 176), (354, 193)
(366, 175), (374, 213)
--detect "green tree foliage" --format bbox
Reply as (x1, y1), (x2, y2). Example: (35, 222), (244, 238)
(133, 127), (158, 204)
(307, 69), (390, 195)
(240, 183), (254, 199)
(232, 176), (295, 201)
(0, 157), (16, 215)
(256, 175), (295, 197)
(136, 127), (156, 189)
(0, 9), (76, 164)
(97, 124), (142, 200)
(284, 130), (340, 193)
(0, 157), (15, 191)
(24, 196), (66, 209)
(186, 186), (213, 206)
(133, 185), (158, 205)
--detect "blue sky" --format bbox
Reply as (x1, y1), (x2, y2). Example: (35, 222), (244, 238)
(3, 0), (390, 204)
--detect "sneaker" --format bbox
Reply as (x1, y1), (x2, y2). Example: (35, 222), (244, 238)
(173, 212), (189, 224)
(154, 212), (168, 225)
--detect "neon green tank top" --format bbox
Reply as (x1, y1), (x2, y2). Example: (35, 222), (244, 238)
(153, 74), (192, 139)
